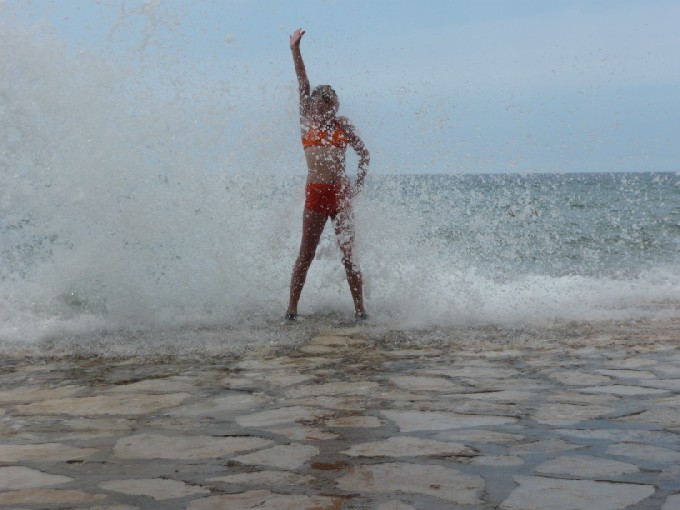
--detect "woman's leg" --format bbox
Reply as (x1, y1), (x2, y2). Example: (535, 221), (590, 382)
(287, 209), (327, 315)
(333, 208), (366, 316)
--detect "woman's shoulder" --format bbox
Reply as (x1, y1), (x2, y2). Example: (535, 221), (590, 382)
(336, 116), (355, 130)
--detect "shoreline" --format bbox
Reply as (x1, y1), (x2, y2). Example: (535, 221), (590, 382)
(1, 316), (678, 361)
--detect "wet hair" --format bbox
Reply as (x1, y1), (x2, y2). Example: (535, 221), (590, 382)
(311, 85), (338, 104)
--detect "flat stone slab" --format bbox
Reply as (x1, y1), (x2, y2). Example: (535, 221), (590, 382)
(533, 402), (614, 425)
(388, 375), (465, 392)
(376, 502), (417, 510)
(459, 389), (534, 401)
(208, 470), (315, 485)
(596, 369), (658, 379)
(534, 455), (639, 477)
(187, 490), (340, 510)
(236, 406), (330, 428)
(288, 395), (368, 411)
(325, 415), (382, 428)
(511, 438), (584, 455)
(0, 442), (98, 462)
(606, 442), (680, 464)
(579, 385), (668, 396)
(285, 381), (379, 398)
(0, 466), (73, 490)
(336, 462), (484, 505)
(263, 424), (338, 441)
(0, 488), (107, 506)
(435, 429), (524, 443)
(618, 408), (680, 428)
(99, 478), (210, 500)
(662, 494), (680, 510)
(500, 475), (655, 510)
(548, 371), (612, 386)
(13, 393), (191, 416)
(232, 443), (320, 469)
(262, 372), (315, 387)
(113, 433), (272, 459)
(0, 385), (84, 403)
(165, 393), (270, 418)
(382, 410), (516, 432)
(341, 436), (476, 458)
(556, 428), (673, 443)
(103, 377), (197, 394)
(423, 366), (521, 379)
(472, 455), (524, 466)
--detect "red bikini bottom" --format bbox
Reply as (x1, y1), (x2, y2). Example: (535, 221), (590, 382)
(304, 183), (350, 217)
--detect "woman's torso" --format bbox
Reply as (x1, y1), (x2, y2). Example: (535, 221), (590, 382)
(301, 119), (349, 186)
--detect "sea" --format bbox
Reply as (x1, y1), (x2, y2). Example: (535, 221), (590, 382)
(2, 19), (679, 358)
(2, 169), (679, 357)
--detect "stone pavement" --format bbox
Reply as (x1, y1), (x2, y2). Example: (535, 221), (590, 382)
(1, 326), (679, 509)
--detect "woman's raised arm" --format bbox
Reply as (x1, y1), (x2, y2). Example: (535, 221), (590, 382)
(290, 28), (310, 105)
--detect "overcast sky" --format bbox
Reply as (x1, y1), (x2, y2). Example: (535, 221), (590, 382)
(5, 0), (680, 174)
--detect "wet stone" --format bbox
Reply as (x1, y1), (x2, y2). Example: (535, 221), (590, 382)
(113, 433), (272, 459)
(534, 455), (640, 477)
(0, 466), (73, 490)
(533, 402), (614, 425)
(382, 410), (516, 432)
(548, 371), (612, 386)
(0, 442), (98, 462)
(500, 475), (655, 510)
(232, 443), (320, 469)
(164, 393), (270, 418)
(285, 381), (379, 398)
(103, 377), (197, 394)
(596, 368), (658, 379)
(208, 470), (315, 486)
(579, 384), (668, 396)
(13, 392), (191, 416)
(606, 442), (680, 464)
(0, 385), (84, 403)
(388, 375), (465, 392)
(263, 424), (339, 441)
(556, 428), (674, 443)
(618, 408), (680, 428)
(0, 488), (107, 506)
(98, 478), (210, 500)
(187, 490), (339, 510)
(458, 389), (534, 401)
(662, 494), (680, 510)
(325, 415), (382, 428)
(341, 436), (476, 458)
(423, 366), (521, 379)
(511, 439), (584, 454)
(2, 328), (679, 509)
(287, 395), (368, 411)
(336, 462), (485, 505)
(376, 502), (417, 510)
(471, 455), (524, 466)
(262, 372), (315, 387)
(435, 429), (524, 443)
(235, 406), (331, 428)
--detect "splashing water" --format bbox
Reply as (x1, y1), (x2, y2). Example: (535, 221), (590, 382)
(1, 10), (679, 356)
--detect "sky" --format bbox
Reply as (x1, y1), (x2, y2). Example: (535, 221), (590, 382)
(4, 0), (680, 174)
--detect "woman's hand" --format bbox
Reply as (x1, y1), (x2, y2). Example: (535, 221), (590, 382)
(290, 28), (305, 50)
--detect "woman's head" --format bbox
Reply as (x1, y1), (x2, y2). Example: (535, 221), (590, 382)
(310, 85), (339, 118)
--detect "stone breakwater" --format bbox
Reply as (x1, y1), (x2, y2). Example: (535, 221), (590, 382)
(1, 326), (679, 509)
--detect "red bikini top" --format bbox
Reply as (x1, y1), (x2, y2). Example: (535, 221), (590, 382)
(301, 121), (347, 149)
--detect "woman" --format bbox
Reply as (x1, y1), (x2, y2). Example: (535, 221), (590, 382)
(286, 28), (370, 321)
